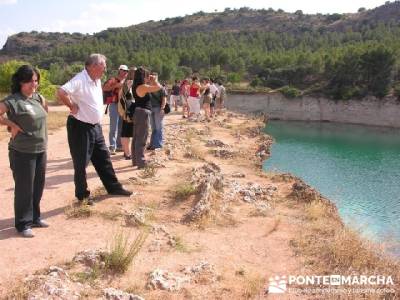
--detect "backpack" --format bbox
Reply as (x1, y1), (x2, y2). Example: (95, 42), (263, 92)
(102, 77), (119, 105)
(117, 82), (135, 123)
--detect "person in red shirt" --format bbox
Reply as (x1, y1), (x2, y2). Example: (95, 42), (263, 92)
(187, 76), (201, 120)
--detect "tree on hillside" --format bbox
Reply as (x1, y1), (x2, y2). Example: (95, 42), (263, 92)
(360, 46), (395, 97)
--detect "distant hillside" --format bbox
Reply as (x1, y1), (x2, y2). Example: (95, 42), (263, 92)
(1, 2), (400, 60)
(0, 2), (399, 100)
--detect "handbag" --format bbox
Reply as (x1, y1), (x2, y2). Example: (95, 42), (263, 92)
(163, 102), (171, 114)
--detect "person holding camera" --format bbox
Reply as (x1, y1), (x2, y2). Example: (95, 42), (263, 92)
(132, 67), (162, 168)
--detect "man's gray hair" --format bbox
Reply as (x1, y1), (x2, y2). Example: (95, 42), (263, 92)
(85, 53), (107, 67)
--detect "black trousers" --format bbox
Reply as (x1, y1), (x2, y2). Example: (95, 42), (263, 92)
(9, 149), (46, 232)
(67, 116), (122, 200)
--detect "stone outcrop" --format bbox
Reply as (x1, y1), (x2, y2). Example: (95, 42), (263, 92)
(227, 93), (400, 128)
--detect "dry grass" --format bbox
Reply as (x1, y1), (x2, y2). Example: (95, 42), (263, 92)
(103, 229), (148, 274)
(241, 273), (265, 299)
(47, 111), (69, 132)
(305, 200), (334, 220)
(172, 235), (190, 253)
(64, 202), (93, 219)
(194, 198), (239, 230)
(139, 164), (157, 179)
(292, 196), (400, 294)
(5, 278), (41, 300)
(184, 145), (206, 160)
(71, 266), (101, 285)
(171, 182), (197, 203)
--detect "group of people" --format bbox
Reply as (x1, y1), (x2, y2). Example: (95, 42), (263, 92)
(104, 70), (228, 164)
(170, 77), (226, 121)
(0, 53), (228, 238)
(102, 65), (167, 163)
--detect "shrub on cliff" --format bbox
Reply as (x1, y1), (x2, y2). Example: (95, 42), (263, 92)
(279, 86), (302, 98)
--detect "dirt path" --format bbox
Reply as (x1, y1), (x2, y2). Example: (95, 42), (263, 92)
(0, 106), (138, 293)
(0, 108), (308, 299)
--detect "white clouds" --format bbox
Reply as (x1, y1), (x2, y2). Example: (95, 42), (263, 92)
(0, 27), (16, 48)
(43, 2), (135, 34)
(0, 0), (17, 5)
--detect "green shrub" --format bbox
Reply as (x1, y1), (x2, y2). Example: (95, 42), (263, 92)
(279, 86), (302, 98)
(0, 60), (28, 92)
(173, 182), (197, 202)
(250, 77), (263, 87)
(227, 72), (242, 83)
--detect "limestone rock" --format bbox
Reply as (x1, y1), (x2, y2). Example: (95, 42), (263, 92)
(231, 172), (246, 178)
(182, 163), (224, 223)
(290, 179), (321, 202)
(103, 287), (144, 300)
(146, 269), (190, 291)
(124, 207), (153, 227)
(205, 139), (228, 148)
(73, 250), (102, 267)
(211, 149), (235, 159)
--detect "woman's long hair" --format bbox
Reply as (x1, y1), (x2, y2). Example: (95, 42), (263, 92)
(11, 65), (40, 94)
(133, 67), (149, 89)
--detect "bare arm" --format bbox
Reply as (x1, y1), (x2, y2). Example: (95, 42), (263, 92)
(136, 84), (162, 97)
(57, 88), (78, 114)
(136, 75), (162, 97)
(0, 102), (23, 138)
(103, 78), (123, 91)
(161, 95), (167, 110)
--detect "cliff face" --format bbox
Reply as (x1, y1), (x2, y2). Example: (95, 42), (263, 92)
(227, 93), (400, 128)
(1, 32), (87, 57)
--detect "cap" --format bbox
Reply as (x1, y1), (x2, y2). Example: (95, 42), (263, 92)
(119, 65), (129, 71)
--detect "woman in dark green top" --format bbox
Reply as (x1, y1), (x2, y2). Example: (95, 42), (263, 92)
(0, 65), (48, 238)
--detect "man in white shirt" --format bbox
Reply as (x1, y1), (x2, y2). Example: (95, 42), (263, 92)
(209, 79), (218, 117)
(57, 53), (132, 205)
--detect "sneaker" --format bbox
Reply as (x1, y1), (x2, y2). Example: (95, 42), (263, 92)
(20, 228), (34, 238)
(124, 154), (132, 160)
(109, 148), (116, 155)
(116, 148), (124, 152)
(32, 220), (49, 228)
(109, 188), (132, 196)
(146, 145), (156, 151)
